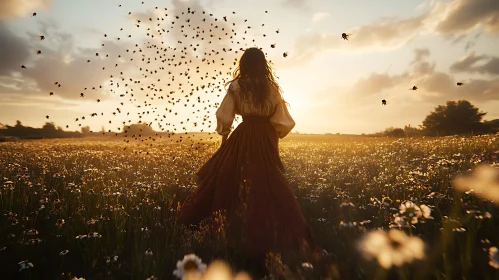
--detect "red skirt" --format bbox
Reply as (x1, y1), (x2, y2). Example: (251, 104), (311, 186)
(180, 115), (316, 261)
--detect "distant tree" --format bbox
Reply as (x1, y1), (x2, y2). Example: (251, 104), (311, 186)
(421, 100), (486, 136)
(81, 126), (91, 135)
(384, 127), (405, 138)
(123, 123), (155, 136)
(404, 125), (423, 137)
(42, 122), (57, 132)
(483, 119), (499, 133)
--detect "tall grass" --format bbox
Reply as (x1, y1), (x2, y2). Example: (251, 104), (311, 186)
(0, 134), (498, 279)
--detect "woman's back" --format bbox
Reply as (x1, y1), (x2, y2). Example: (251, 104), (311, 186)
(216, 77), (295, 139)
(230, 78), (281, 117)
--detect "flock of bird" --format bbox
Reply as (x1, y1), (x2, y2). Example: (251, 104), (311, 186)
(22, 5), (466, 151)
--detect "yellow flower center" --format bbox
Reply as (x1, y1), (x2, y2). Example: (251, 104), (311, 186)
(184, 260), (198, 271)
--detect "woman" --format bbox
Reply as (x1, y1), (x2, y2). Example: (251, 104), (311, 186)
(180, 47), (318, 273)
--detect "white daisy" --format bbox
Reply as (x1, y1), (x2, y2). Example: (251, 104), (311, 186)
(60, 250), (69, 256)
(201, 260), (232, 280)
(489, 247), (499, 269)
(18, 260), (34, 272)
(173, 254), (207, 279)
(452, 164), (499, 204)
(357, 229), (425, 269)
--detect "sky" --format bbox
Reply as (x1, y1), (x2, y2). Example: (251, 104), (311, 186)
(0, 0), (498, 135)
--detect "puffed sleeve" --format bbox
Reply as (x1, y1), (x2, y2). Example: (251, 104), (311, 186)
(270, 98), (295, 139)
(215, 84), (236, 136)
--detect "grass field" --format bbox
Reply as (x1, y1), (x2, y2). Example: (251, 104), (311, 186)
(1, 134), (498, 279)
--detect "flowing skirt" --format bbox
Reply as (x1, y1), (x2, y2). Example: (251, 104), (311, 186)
(180, 115), (316, 262)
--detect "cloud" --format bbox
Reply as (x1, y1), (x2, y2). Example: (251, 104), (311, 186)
(345, 49), (499, 104)
(435, 0), (499, 34)
(282, 0), (307, 8)
(411, 48), (430, 65)
(0, 19), (136, 102)
(285, 0), (499, 67)
(285, 15), (427, 66)
(349, 72), (409, 98)
(450, 52), (499, 75)
(0, 0), (51, 19)
(0, 21), (31, 76)
(311, 12), (329, 23)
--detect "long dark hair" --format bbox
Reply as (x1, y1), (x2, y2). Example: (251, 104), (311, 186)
(225, 47), (289, 110)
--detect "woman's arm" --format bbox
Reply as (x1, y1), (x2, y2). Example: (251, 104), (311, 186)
(221, 134), (228, 145)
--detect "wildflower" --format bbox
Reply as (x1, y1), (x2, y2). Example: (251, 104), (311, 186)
(60, 250), (69, 256)
(146, 276), (158, 280)
(145, 248), (153, 256)
(452, 164), (499, 204)
(173, 254), (207, 279)
(357, 229), (425, 269)
(339, 221), (357, 229)
(340, 201), (355, 208)
(382, 197), (392, 207)
(396, 201), (432, 225)
(489, 247), (499, 269)
(25, 229), (38, 236)
(420, 205), (432, 219)
(85, 232), (101, 238)
(301, 262), (313, 269)
(106, 255), (119, 264)
(18, 260), (34, 272)
(201, 260), (232, 280)
(453, 227), (466, 232)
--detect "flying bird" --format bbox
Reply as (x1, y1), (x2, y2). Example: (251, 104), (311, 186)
(342, 33), (351, 40)
(382, 99), (387, 105)
(410, 86), (418, 91)
(457, 82), (464, 86)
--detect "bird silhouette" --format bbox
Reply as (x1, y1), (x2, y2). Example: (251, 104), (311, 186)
(342, 33), (351, 40)
(382, 99), (387, 105)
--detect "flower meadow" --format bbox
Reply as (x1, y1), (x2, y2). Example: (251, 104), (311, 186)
(1, 134), (499, 279)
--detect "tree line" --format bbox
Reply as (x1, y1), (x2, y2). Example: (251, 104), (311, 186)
(0, 122), (161, 141)
(377, 100), (499, 137)
(1, 100), (498, 140)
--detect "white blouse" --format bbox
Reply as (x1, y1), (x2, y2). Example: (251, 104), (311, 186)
(215, 79), (295, 139)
